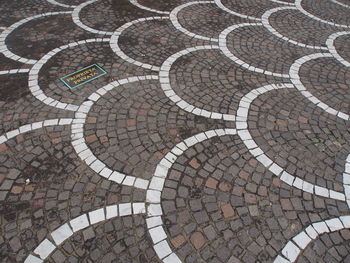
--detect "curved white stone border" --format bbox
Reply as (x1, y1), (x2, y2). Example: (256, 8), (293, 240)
(326, 31), (350, 67)
(343, 154), (350, 208)
(330, 0), (350, 9)
(214, 0), (261, 21)
(128, 0), (170, 15)
(236, 83), (346, 201)
(29, 38), (110, 112)
(110, 16), (169, 71)
(46, 0), (77, 8)
(261, 6), (328, 50)
(268, 0), (295, 6)
(219, 23), (290, 78)
(0, 118), (73, 146)
(289, 53), (350, 121)
(146, 128), (237, 262)
(0, 11), (72, 64)
(274, 216), (350, 262)
(170, 1), (218, 42)
(0, 68), (30, 75)
(159, 45), (236, 121)
(71, 76), (158, 190)
(295, 0), (350, 29)
(72, 0), (113, 35)
(0, 27), (6, 31)
(24, 202), (146, 262)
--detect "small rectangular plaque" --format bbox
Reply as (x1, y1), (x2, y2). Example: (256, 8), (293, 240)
(60, 64), (107, 90)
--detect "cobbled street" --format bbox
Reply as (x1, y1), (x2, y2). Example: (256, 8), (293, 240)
(1, 0), (350, 262)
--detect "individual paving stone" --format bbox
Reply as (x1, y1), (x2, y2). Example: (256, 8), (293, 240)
(301, 0), (350, 26)
(161, 135), (350, 262)
(6, 14), (96, 60)
(169, 49), (283, 115)
(248, 89), (350, 193)
(225, 25), (315, 75)
(298, 57), (350, 116)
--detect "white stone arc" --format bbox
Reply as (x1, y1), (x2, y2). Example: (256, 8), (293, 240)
(159, 45), (236, 121)
(170, 1), (219, 42)
(330, 0), (350, 9)
(128, 0), (170, 14)
(0, 118), (73, 147)
(261, 6), (328, 50)
(24, 202), (146, 262)
(214, 0), (261, 21)
(268, 0), (295, 6)
(236, 83), (346, 201)
(0, 68), (30, 75)
(110, 16), (169, 72)
(28, 38), (110, 112)
(146, 128), (237, 263)
(274, 216), (350, 262)
(219, 23), (290, 78)
(71, 76), (159, 190)
(343, 153), (350, 208)
(46, 0), (77, 8)
(295, 0), (350, 29)
(326, 31), (350, 68)
(72, 0), (113, 35)
(0, 11), (72, 65)
(289, 52), (350, 121)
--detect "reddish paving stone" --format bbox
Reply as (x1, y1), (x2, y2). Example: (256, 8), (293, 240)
(189, 158), (200, 169)
(190, 232), (206, 250)
(205, 177), (218, 189)
(171, 234), (186, 248)
(221, 203), (235, 218)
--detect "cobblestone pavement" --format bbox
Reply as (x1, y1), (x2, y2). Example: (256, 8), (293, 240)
(1, 0), (350, 262)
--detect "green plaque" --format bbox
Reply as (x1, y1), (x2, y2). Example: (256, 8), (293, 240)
(60, 64), (107, 90)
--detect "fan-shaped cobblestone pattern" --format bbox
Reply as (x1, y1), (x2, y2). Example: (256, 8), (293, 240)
(267, 9), (341, 48)
(298, 57), (350, 116)
(300, 0), (350, 26)
(168, 49), (284, 116)
(248, 89), (350, 194)
(79, 0), (157, 33)
(0, 0), (65, 26)
(333, 33), (350, 64)
(6, 14), (96, 60)
(85, 79), (227, 182)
